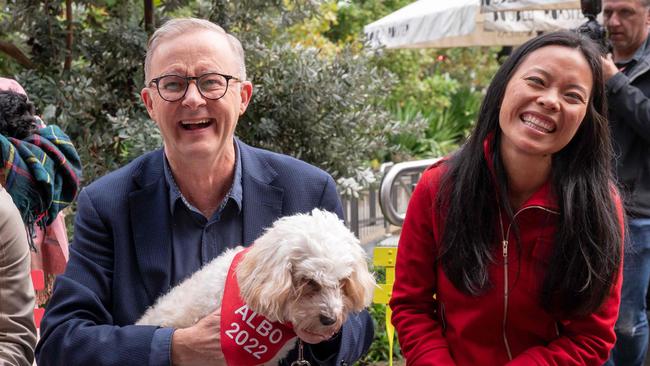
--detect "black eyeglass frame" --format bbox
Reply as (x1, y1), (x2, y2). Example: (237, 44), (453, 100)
(148, 72), (242, 102)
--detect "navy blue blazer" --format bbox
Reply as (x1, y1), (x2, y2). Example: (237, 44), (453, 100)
(36, 140), (373, 366)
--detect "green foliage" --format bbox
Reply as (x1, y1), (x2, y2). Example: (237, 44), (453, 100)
(325, 0), (414, 44)
(239, 41), (420, 179)
(357, 266), (403, 365)
(209, 0), (318, 34)
(4, 2), (160, 185)
(433, 47), (503, 90)
(392, 86), (481, 159)
(357, 303), (403, 365)
(371, 46), (500, 160)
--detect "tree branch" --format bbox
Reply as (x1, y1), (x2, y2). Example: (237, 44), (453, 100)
(144, 0), (154, 34)
(0, 40), (34, 69)
(65, 0), (73, 71)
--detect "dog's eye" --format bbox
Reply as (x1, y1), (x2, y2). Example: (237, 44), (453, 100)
(307, 279), (321, 291)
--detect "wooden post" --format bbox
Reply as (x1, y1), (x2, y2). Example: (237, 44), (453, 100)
(144, 0), (155, 34)
(64, 0), (73, 71)
(351, 195), (359, 238)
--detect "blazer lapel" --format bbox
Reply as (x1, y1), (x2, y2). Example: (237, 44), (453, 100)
(128, 150), (173, 303)
(239, 140), (284, 245)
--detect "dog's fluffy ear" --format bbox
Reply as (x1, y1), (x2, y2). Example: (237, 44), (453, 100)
(344, 249), (377, 311)
(236, 241), (293, 322)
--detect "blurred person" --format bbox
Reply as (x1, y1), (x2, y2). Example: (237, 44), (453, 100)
(0, 78), (72, 307)
(0, 185), (34, 366)
(0, 78), (26, 96)
(601, 0), (650, 365)
(390, 31), (624, 365)
(0, 87), (81, 365)
(36, 18), (373, 366)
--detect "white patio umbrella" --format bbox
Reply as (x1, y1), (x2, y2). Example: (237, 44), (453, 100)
(481, 0), (580, 12)
(363, 0), (585, 49)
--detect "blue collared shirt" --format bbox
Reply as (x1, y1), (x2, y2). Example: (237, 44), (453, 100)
(149, 140), (244, 366)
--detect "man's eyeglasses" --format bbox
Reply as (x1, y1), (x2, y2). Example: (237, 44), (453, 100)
(148, 72), (242, 102)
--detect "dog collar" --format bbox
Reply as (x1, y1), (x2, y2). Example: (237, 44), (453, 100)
(221, 247), (297, 364)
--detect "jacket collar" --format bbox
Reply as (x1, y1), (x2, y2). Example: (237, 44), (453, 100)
(128, 149), (173, 302)
(483, 133), (560, 212)
(238, 139), (284, 245)
(622, 35), (650, 82)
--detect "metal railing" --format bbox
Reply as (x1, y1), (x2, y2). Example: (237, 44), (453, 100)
(340, 158), (440, 244)
(379, 158), (441, 227)
(341, 187), (385, 245)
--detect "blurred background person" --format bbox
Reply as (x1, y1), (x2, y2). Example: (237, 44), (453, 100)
(601, 0), (650, 365)
(0, 78), (78, 307)
(0, 79), (81, 366)
(0, 146), (35, 365)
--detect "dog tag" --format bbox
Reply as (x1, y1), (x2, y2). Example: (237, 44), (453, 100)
(290, 340), (311, 366)
(290, 361), (311, 366)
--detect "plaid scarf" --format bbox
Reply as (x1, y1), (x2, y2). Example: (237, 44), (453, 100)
(0, 119), (81, 231)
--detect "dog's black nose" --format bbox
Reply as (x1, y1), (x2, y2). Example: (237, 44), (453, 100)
(319, 314), (336, 326)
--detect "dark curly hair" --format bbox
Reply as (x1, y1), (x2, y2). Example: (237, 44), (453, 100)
(0, 91), (37, 139)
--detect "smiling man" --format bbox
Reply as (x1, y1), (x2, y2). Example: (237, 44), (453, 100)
(35, 18), (373, 366)
(601, 0), (650, 365)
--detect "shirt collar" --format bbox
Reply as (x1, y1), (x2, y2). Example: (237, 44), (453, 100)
(615, 35), (650, 69)
(164, 139), (243, 216)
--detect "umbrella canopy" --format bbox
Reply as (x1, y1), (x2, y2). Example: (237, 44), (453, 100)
(364, 0), (586, 49)
(481, 0), (581, 12)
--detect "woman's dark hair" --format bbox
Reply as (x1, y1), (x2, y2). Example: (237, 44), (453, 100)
(437, 31), (621, 317)
(0, 91), (37, 139)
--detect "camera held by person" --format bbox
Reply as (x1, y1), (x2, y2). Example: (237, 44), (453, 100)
(576, 0), (610, 53)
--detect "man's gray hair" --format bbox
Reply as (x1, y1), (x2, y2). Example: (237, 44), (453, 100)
(143, 18), (247, 83)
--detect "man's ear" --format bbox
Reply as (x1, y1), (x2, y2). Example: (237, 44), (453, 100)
(141, 87), (157, 120)
(239, 81), (253, 116)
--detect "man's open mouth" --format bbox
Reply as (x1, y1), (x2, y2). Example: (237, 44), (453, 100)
(180, 119), (213, 130)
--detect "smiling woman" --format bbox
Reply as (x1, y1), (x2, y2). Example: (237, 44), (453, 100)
(390, 31), (625, 366)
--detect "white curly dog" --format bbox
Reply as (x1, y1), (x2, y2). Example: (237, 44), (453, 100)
(137, 208), (376, 365)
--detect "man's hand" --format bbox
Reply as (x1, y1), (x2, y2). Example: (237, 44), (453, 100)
(602, 53), (620, 82)
(171, 309), (226, 366)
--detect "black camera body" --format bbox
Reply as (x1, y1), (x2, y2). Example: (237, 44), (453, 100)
(576, 0), (610, 53)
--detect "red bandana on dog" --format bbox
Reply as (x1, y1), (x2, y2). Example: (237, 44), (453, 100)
(221, 248), (296, 364)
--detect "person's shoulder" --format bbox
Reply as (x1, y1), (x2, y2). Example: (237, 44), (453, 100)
(239, 141), (331, 180)
(0, 188), (27, 245)
(0, 188), (30, 265)
(421, 157), (449, 182)
(411, 157), (450, 200)
(632, 44), (650, 77)
(0, 188), (21, 224)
